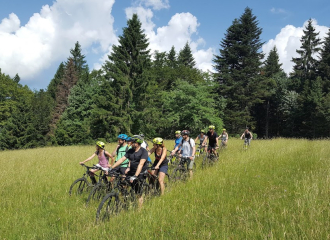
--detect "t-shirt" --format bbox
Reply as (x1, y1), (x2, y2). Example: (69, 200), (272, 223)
(175, 136), (182, 150)
(197, 134), (206, 145)
(116, 145), (129, 167)
(125, 147), (149, 175)
(219, 133), (227, 141)
(141, 141), (148, 149)
(207, 131), (218, 147)
(181, 138), (195, 157)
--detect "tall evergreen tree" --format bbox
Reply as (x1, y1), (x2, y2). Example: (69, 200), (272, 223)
(100, 13), (151, 136)
(47, 62), (65, 100)
(290, 19), (322, 92)
(68, 41), (88, 78)
(178, 42), (196, 68)
(318, 28), (330, 93)
(167, 46), (178, 68)
(213, 7), (265, 134)
(264, 46), (283, 77)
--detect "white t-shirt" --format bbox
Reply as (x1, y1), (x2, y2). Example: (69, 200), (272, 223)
(141, 141), (148, 149)
(181, 138), (195, 157)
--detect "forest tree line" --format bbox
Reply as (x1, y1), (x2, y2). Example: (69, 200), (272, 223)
(1, 7), (330, 150)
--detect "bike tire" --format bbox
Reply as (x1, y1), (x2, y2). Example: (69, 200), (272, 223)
(86, 182), (110, 205)
(172, 167), (187, 182)
(69, 178), (91, 196)
(96, 192), (120, 222)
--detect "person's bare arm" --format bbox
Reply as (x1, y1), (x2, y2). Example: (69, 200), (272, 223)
(110, 156), (127, 169)
(80, 153), (96, 165)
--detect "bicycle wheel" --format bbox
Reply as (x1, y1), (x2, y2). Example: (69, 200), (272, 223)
(86, 182), (110, 205)
(172, 167), (187, 182)
(195, 149), (200, 158)
(202, 154), (209, 169)
(69, 178), (91, 196)
(96, 192), (120, 221)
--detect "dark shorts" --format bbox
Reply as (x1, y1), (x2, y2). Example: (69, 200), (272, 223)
(152, 163), (168, 174)
(113, 166), (127, 175)
(208, 145), (216, 151)
(127, 172), (146, 195)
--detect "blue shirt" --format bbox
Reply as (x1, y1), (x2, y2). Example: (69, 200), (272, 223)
(175, 136), (183, 150)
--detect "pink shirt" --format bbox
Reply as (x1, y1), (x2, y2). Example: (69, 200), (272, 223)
(95, 150), (109, 168)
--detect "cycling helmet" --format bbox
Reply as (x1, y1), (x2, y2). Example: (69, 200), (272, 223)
(175, 130), (181, 135)
(139, 133), (145, 138)
(181, 130), (190, 136)
(222, 129), (226, 131)
(117, 134), (128, 140)
(131, 135), (144, 144)
(152, 137), (163, 145)
(96, 141), (105, 149)
(126, 137), (132, 142)
(200, 130), (205, 133)
(209, 125), (215, 129)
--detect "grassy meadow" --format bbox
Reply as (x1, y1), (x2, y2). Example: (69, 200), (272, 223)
(0, 138), (330, 239)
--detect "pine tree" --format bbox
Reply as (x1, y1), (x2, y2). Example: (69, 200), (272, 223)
(264, 46), (283, 77)
(213, 7), (265, 134)
(68, 41), (88, 78)
(318, 28), (330, 93)
(167, 46), (177, 68)
(178, 42), (196, 68)
(100, 13), (151, 135)
(47, 62), (65, 100)
(290, 19), (322, 92)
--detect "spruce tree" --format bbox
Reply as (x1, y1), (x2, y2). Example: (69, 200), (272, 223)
(178, 42), (196, 68)
(167, 46), (178, 68)
(290, 19), (322, 92)
(213, 7), (265, 134)
(47, 62), (65, 100)
(68, 41), (88, 78)
(264, 46), (283, 77)
(101, 13), (151, 135)
(318, 28), (330, 93)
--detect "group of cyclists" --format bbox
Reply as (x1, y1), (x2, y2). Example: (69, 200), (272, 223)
(78, 126), (253, 208)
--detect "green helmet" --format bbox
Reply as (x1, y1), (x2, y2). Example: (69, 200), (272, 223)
(131, 135), (144, 144)
(209, 125), (215, 130)
(96, 141), (105, 149)
(175, 130), (181, 135)
(201, 130), (205, 133)
(152, 137), (164, 145)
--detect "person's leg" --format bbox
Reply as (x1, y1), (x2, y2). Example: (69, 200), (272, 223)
(158, 171), (166, 195)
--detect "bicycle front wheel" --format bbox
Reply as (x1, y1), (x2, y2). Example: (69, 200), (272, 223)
(96, 192), (120, 222)
(172, 167), (187, 182)
(86, 182), (110, 205)
(69, 178), (91, 196)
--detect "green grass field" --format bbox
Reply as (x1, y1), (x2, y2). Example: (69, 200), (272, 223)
(1, 139), (329, 239)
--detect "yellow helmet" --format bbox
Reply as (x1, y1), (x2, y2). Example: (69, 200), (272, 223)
(175, 130), (181, 135)
(209, 125), (215, 130)
(96, 141), (105, 149)
(152, 137), (164, 145)
(222, 128), (226, 131)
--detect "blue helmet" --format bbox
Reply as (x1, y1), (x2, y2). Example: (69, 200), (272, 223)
(126, 137), (132, 142)
(117, 134), (128, 140)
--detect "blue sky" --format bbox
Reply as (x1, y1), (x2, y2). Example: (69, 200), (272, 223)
(0, 0), (329, 90)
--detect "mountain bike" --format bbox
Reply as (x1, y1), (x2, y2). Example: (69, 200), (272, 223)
(202, 148), (218, 168)
(86, 167), (114, 205)
(69, 164), (98, 196)
(195, 144), (205, 158)
(166, 150), (179, 166)
(172, 157), (196, 182)
(96, 171), (149, 222)
(145, 167), (170, 197)
(243, 138), (251, 150)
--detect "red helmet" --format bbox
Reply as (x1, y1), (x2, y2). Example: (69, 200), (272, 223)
(181, 130), (190, 136)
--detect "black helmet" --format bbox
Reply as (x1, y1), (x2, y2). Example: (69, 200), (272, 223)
(181, 130), (190, 136)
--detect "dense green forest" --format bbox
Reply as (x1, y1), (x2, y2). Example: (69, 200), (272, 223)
(1, 8), (330, 150)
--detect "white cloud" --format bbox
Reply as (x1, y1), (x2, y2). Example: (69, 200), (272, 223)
(270, 7), (287, 14)
(134, 0), (170, 10)
(0, 0), (117, 81)
(124, 7), (214, 72)
(262, 19), (329, 75)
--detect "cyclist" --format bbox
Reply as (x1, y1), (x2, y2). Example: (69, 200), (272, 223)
(148, 137), (168, 195)
(174, 130), (182, 152)
(135, 134), (151, 164)
(218, 129), (228, 147)
(171, 130), (195, 179)
(109, 134), (129, 178)
(79, 141), (114, 184)
(194, 129), (207, 150)
(240, 128), (253, 145)
(202, 125), (219, 156)
(109, 135), (148, 208)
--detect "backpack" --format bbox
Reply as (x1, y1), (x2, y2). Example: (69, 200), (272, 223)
(181, 138), (193, 149)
